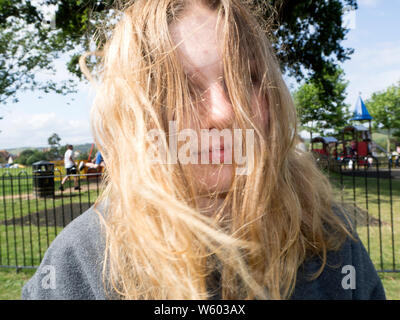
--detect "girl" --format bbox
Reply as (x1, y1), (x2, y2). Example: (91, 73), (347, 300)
(22, 0), (385, 300)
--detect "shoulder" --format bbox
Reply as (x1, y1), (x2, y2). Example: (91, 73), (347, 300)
(291, 233), (386, 300)
(51, 202), (105, 249)
(21, 202), (112, 300)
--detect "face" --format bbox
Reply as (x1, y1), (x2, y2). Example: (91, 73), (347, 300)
(169, 3), (267, 197)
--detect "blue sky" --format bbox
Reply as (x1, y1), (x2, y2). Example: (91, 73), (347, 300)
(1, 0), (400, 149)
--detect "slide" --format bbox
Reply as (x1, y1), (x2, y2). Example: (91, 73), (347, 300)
(371, 141), (390, 156)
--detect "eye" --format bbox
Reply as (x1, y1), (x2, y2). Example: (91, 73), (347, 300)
(221, 77), (229, 95)
(188, 83), (203, 103)
(250, 70), (260, 84)
(187, 77), (206, 105)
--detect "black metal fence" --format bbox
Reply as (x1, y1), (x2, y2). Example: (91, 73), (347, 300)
(0, 158), (399, 273)
(319, 154), (399, 273)
(0, 169), (102, 270)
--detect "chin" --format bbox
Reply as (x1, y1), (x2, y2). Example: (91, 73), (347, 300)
(193, 164), (234, 195)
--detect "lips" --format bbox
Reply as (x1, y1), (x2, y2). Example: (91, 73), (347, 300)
(196, 144), (232, 163)
(209, 148), (226, 163)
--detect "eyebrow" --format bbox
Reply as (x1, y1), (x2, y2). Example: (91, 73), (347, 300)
(184, 57), (258, 89)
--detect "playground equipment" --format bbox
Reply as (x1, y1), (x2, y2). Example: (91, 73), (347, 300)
(311, 136), (338, 170)
(340, 124), (372, 166)
(336, 95), (375, 168)
(81, 143), (104, 180)
(311, 136), (338, 157)
(309, 96), (379, 171)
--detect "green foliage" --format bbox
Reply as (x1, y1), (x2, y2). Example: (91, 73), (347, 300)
(77, 151), (89, 160)
(366, 82), (400, 150)
(0, 1), (77, 104)
(265, 0), (356, 88)
(59, 145), (68, 158)
(48, 133), (61, 148)
(47, 133), (62, 159)
(0, 0), (356, 105)
(16, 149), (35, 165)
(16, 149), (43, 165)
(366, 83), (400, 134)
(15, 145), (61, 165)
(293, 66), (350, 138)
(26, 152), (45, 165)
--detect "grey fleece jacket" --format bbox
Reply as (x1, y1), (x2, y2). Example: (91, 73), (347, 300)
(21, 204), (386, 300)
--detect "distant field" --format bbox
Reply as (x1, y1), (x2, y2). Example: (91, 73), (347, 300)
(4, 143), (94, 156)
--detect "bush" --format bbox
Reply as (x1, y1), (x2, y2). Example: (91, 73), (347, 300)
(77, 152), (89, 161)
(16, 149), (51, 165)
(26, 153), (44, 165)
(16, 150), (35, 165)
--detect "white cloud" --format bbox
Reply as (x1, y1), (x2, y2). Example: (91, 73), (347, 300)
(344, 40), (400, 107)
(0, 109), (92, 149)
(354, 41), (400, 69)
(35, 56), (77, 84)
(28, 113), (57, 130)
(357, 0), (382, 8)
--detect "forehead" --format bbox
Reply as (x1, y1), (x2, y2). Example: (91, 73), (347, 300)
(169, 5), (222, 76)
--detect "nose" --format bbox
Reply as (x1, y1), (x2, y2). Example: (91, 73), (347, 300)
(202, 82), (234, 129)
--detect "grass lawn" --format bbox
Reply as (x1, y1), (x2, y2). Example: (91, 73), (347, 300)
(0, 268), (398, 300)
(0, 268), (35, 300)
(328, 170), (400, 272)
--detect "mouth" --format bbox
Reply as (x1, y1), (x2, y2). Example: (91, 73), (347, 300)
(197, 145), (232, 163)
(209, 148), (226, 163)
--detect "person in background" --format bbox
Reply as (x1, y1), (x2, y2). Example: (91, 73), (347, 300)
(395, 144), (400, 168)
(350, 140), (357, 157)
(79, 151), (105, 172)
(59, 144), (80, 191)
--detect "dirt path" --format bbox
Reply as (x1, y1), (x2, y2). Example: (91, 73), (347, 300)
(0, 202), (93, 227)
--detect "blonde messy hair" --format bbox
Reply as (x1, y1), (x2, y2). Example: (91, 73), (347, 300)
(81, 0), (353, 299)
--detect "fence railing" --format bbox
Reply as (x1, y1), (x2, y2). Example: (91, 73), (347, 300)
(316, 154), (399, 273)
(0, 158), (399, 273)
(0, 170), (102, 270)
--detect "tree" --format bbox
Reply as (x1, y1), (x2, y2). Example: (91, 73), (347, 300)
(0, 0), (356, 105)
(16, 149), (36, 165)
(0, 1), (76, 104)
(366, 82), (400, 152)
(293, 66), (350, 139)
(48, 133), (61, 148)
(26, 151), (45, 165)
(257, 0), (356, 93)
(77, 151), (89, 161)
(45, 133), (62, 159)
(59, 144), (68, 158)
